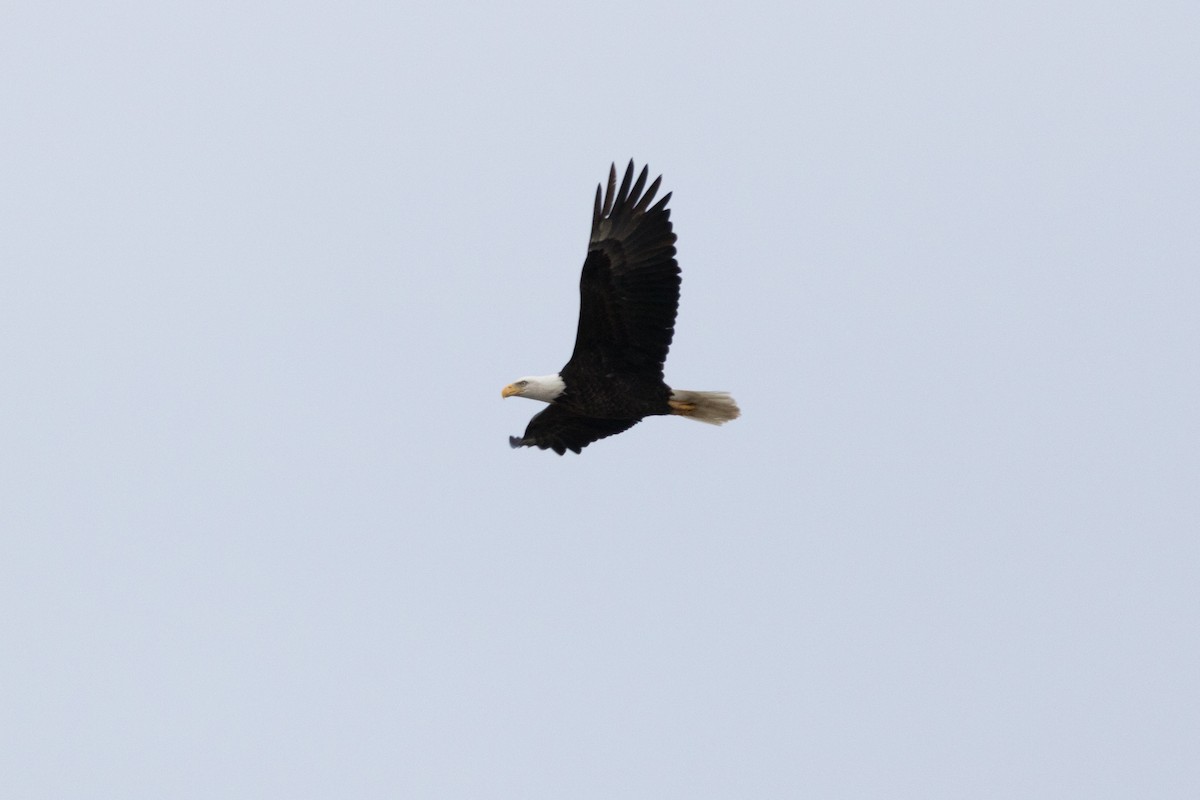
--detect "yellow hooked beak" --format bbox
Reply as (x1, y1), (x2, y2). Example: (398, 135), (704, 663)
(501, 383), (521, 398)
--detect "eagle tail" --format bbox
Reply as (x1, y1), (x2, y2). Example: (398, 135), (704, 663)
(668, 390), (741, 425)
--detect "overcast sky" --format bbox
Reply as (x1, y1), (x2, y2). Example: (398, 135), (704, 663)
(3, 1), (1198, 797)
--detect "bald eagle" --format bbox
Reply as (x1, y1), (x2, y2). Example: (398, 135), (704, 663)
(502, 161), (739, 455)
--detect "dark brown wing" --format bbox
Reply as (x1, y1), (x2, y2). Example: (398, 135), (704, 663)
(509, 405), (640, 455)
(563, 161), (680, 381)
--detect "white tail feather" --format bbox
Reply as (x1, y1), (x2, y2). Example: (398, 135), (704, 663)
(668, 390), (741, 425)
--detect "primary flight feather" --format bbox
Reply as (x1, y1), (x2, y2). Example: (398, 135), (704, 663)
(502, 161), (739, 455)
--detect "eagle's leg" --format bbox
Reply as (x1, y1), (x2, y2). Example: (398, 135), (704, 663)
(668, 399), (697, 415)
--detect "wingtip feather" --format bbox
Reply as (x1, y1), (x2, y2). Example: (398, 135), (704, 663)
(601, 164), (617, 216)
(634, 175), (662, 213)
(615, 160), (635, 209)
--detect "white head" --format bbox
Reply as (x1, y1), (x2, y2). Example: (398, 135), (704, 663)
(501, 373), (566, 403)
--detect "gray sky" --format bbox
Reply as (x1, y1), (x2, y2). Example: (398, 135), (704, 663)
(3, 1), (1198, 797)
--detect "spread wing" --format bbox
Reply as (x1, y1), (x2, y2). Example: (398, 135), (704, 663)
(564, 161), (680, 380)
(509, 405), (640, 455)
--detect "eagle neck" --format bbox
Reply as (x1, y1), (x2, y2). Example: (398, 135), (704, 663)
(526, 373), (566, 402)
